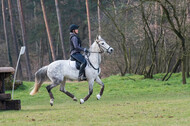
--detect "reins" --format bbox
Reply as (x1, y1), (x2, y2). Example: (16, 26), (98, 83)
(89, 51), (103, 53)
(85, 40), (102, 72)
(86, 52), (100, 72)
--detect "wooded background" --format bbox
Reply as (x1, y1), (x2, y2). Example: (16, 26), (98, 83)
(0, 0), (190, 84)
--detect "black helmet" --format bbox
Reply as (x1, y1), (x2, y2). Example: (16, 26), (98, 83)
(69, 24), (79, 32)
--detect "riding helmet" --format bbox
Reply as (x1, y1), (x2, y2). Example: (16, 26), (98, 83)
(69, 24), (79, 32)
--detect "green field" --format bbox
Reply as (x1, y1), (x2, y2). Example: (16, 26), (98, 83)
(1, 73), (190, 126)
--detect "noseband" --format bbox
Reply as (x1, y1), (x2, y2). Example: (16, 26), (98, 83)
(91, 39), (111, 54)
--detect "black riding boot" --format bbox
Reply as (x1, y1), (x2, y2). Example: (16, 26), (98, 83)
(78, 63), (87, 81)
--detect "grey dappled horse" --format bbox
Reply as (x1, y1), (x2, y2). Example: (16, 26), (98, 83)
(30, 35), (114, 106)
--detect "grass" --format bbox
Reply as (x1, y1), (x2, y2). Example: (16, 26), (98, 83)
(1, 73), (190, 126)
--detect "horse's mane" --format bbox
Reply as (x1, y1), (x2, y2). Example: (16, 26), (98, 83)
(89, 36), (104, 52)
(89, 40), (99, 52)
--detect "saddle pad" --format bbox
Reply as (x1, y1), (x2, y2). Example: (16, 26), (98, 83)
(69, 60), (80, 70)
(69, 61), (76, 69)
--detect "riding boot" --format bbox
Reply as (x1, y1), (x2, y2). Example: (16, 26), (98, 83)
(78, 63), (87, 81)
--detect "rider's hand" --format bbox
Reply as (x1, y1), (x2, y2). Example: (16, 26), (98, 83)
(84, 48), (89, 54)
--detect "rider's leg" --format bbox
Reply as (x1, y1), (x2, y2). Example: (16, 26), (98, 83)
(71, 53), (87, 81)
(78, 61), (87, 80)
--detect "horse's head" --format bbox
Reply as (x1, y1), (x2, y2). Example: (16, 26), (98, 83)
(96, 35), (114, 54)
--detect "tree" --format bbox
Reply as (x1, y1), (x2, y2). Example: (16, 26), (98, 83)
(101, 0), (131, 76)
(85, 0), (92, 47)
(2, 0), (13, 67)
(8, 0), (23, 79)
(186, 0), (190, 78)
(17, 0), (32, 80)
(41, 0), (56, 61)
(144, 0), (189, 84)
(97, 0), (101, 35)
(140, 3), (164, 78)
(55, 0), (66, 59)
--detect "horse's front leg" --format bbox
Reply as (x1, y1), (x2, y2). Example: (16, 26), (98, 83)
(80, 79), (94, 104)
(95, 76), (104, 100)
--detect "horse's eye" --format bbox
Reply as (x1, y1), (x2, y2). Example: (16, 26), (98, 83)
(101, 43), (104, 45)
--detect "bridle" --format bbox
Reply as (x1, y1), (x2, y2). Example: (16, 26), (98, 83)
(89, 39), (111, 54)
(86, 39), (111, 72)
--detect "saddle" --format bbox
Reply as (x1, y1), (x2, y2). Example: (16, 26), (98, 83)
(70, 56), (87, 81)
(70, 57), (81, 70)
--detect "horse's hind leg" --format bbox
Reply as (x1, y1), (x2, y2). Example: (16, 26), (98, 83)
(46, 79), (60, 106)
(60, 78), (77, 101)
(80, 79), (94, 104)
(95, 76), (104, 100)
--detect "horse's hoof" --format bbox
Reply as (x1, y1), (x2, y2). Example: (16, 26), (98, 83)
(73, 97), (77, 102)
(96, 94), (101, 100)
(80, 99), (84, 104)
(50, 99), (54, 106)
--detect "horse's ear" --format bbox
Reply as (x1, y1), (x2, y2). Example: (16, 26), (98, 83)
(98, 35), (102, 39)
(97, 35), (101, 40)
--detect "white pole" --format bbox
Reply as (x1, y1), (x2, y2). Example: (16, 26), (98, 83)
(12, 46), (25, 100)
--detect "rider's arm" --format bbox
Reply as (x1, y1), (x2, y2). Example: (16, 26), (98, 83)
(71, 36), (85, 52)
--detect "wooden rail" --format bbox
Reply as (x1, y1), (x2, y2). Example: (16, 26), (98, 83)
(0, 67), (21, 110)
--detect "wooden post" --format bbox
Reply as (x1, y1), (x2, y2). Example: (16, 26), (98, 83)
(97, 0), (101, 35)
(17, 0), (32, 81)
(2, 0), (13, 67)
(55, 0), (66, 59)
(85, 0), (92, 47)
(8, 0), (23, 79)
(41, 0), (56, 61)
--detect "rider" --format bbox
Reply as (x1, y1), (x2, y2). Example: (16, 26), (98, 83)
(69, 24), (89, 81)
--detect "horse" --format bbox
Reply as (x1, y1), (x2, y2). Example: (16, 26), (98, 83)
(30, 35), (114, 106)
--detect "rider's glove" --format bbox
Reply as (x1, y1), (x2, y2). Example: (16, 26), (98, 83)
(84, 48), (89, 54)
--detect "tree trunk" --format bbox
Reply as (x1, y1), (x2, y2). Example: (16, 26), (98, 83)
(33, 1), (38, 54)
(182, 48), (186, 84)
(17, 0), (32, 81)
(55, 0), (66, 59)
(134, 43), (146, 74)
(8, 0), (23, 79)
(41, 0), (56, 61)
(2, 0), (13, 67)
(112, 0), (117, 15)
(154, 0), (187, 84)
(85, 0), (92, 47)
(154, 2), (159, 73)
(101, 3), (129, 76)
(45, 37), (52, 63)
(125, 0), (131, 74)
(186, 1), (190, 78)
(162, 45), (177, 81)
(97, 0), (101, 35)
(38, 39), (43, 68)
(186, 55), (190, 78)
(141, 3), (157, 78)
(165, 59), (181, 81)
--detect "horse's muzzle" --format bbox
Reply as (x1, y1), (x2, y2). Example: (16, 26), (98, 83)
(107, 47), (114, 54)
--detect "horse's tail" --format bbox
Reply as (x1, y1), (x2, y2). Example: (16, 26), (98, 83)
(30, 66), (48, 95)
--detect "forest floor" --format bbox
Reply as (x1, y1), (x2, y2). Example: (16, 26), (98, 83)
(1, 73), (190, 126)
